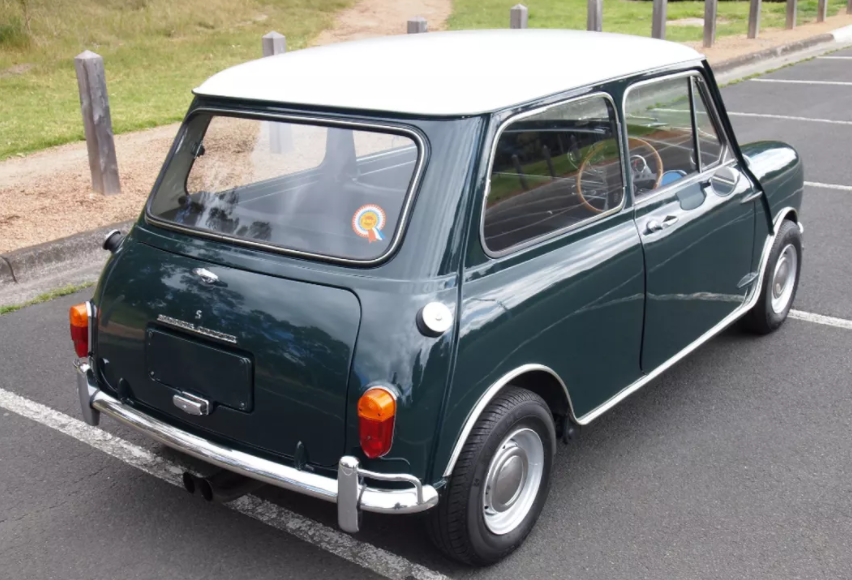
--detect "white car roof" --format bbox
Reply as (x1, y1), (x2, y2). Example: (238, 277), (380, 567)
(194, 29), (704, 117)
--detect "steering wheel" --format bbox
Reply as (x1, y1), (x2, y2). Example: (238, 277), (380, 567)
(577, 137), (663, 213)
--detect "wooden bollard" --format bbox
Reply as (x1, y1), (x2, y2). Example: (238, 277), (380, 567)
(262, 31), (286, 56)
(748, 0), (761, 39)
(786, 0), (797, 29)
(74, 51), (120, 195)
(817, 0), (827, 22)
(408, 17), (427, 33)
(704, 0), (718, 47)
(652, 0), (667, 39)
(587, 0), (602, 31)
(262, 32), (291, 154)
(510, 4), (529, 29)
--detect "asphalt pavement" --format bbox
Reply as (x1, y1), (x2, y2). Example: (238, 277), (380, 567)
(2, 50), (852, 580)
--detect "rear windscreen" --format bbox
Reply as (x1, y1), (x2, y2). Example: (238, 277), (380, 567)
(147, 113), (422, 262)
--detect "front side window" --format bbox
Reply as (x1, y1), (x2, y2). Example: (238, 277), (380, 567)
(483, 95), (624, 254)
(624, 76), (697, 200)
(692, 78), (724, 169)
(148, 114), (421, 262)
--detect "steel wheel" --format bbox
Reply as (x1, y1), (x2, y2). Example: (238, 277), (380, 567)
(770, 243), (798, 314)
(482, 427), (544, 535)
(742, 220), (802, 335)
(427, 387), (555, 565)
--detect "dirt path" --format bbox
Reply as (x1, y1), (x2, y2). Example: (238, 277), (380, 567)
(313, 0), (450, 44)
(0, 0), (452, 254)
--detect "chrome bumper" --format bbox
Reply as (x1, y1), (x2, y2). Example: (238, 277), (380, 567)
(75, 361), (438, 533)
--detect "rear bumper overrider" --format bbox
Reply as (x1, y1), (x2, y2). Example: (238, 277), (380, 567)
(74, 361), (438, 533)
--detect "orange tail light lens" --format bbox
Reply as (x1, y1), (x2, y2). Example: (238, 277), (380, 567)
(357, 388), (396, 459)
(69, 303), (89, 358)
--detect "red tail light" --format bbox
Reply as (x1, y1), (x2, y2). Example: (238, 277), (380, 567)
(70, 303), (89, 358)
(357, 388), (396, 459)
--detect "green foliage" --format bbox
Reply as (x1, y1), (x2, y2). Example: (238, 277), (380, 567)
(0, 15), (29, 48)
(0, 0), (353, 159)
(449, 0), (849, 42)
(0, 282), (93, 316)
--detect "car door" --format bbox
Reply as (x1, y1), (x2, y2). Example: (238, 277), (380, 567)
(448, 92), (647, 427)
(625, 72), (757, 371)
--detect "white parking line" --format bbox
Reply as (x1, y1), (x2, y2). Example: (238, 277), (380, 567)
(728, 112), (852, 126)
(804, 181), (852, 192)
(750, 79), (852, 87)
(789, 310), (852, 330)
(817, 56), (852, 60)
(0, 388), (448, 580)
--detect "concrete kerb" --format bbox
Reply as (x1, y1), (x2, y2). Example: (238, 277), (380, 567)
(712, 24), (852, 83)
(713, 33), (835, 75)
(0, 220), (133, 289)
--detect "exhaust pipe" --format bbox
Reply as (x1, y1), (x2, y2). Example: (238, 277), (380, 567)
(182, 469), (263, 503)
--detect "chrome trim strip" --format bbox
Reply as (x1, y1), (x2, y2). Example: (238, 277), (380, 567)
(156, 314), (238, 344)
(74, 364), (438, 524)
(443, 207), (801, 476)
(442, 363), (573, 478)
(479, 92), (627, 259)
(144, 108), (428, 267)
(85, 301), (96, 358)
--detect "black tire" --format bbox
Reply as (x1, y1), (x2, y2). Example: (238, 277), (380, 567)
(427, 387), (556, 566)
(742, 219), (802, 335)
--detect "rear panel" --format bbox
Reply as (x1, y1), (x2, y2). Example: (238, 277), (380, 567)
(96, 240), (360, 467)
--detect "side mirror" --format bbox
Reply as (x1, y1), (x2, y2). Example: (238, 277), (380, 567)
(710, 165), (739, 197)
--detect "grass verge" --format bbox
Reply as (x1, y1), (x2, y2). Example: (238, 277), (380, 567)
(449, 0), (851, 42)
(0, 282), (94, 316)
(0, 0), (353, 160)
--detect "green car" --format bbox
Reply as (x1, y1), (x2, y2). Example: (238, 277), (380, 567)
(71, 30), (804, 565)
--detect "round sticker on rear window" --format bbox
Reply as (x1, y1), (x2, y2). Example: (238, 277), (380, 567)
(352, 205), (386, 243)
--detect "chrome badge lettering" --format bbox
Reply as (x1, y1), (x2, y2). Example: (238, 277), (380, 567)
(156, 314), (237, 344)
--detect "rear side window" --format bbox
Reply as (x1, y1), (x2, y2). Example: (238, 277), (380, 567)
(624, 76), (697, 199)
(147, 114), (422, 262)
(483, 95), (624, 254)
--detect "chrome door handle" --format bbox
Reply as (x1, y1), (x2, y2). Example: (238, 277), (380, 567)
(661, 215), (679, 229)
(646, 220), (663, 234)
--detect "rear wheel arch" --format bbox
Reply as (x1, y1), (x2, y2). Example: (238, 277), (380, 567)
(441, 364), (574, 478)
(510, 369), (573, 421)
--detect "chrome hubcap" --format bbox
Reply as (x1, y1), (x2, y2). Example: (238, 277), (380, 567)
(483, 428), (544, 535)
(771, 244), (798, 314)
